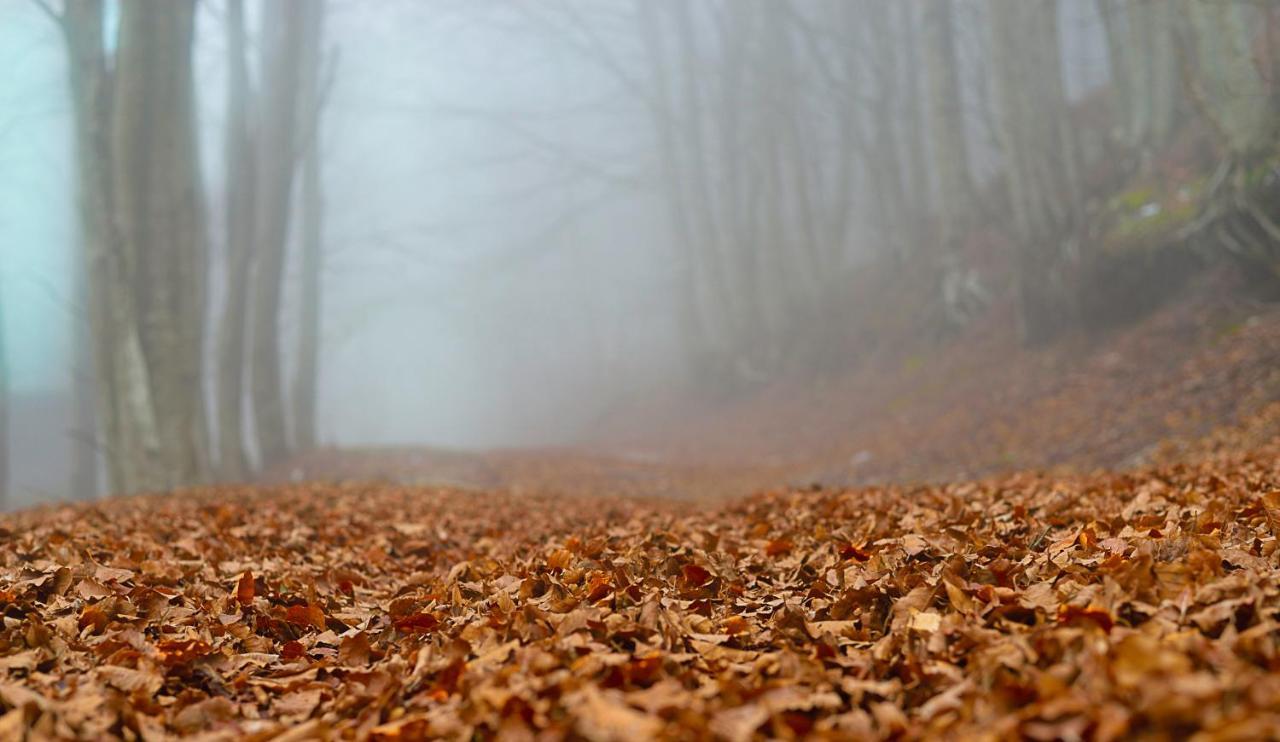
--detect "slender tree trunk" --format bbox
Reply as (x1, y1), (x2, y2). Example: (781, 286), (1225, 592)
(922, 0), (974, 244)
(635, 0), (719, 379)
(292, 143), (322, 452)
(69, 245), (97, 499)
(250, 0), (308, 468)
(1099, 0), (1181, 161)
(864, 1), (910, 261)
(0, 287), (8, 511)
(293, 3), (326, 453)
(217, 0), (254, 480)
(989, 0), (1080, 343)
(899, 1), (929, 230)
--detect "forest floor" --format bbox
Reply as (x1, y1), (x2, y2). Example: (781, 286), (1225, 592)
(5, 270), (1280, 739)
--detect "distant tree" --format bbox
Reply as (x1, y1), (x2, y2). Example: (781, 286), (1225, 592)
(216, 0), (255, 480)
(69, 264), (96, 500)
(213, 0), (328, 476)
(988, 0), (1083, 342)
(248, 0), (308, 468)
(632, 0), (874, 382)
(1095, 0), (1180, 169)
(246, 0), (325, 469)
(0, 281), (8, 510)
(922, 0), (975, 245)
(293, 3), (330, 453)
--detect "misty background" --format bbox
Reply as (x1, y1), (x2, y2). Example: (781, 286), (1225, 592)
(1, 0), (1276, 509)
(2, 0), (696, 505)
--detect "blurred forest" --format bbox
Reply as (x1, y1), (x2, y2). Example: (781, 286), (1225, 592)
(0, 0), (1279, 507)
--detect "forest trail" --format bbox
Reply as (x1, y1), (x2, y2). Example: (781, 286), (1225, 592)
(276, 270), (1280, 501)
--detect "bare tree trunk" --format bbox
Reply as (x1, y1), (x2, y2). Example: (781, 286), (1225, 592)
(899, 1), (930, 229)
(1180, 0), (1271, 159)
(0, 287), (8, 510)
(56, 0), (208, 494)
(922, 0), (974, 245)
(989, 0), (1080, 343)
(862, 0), (911, 261)
(292, 142), (322, 453)
(635, 0), (724, 379)
(62, 0), (158, 494)
(217, 0), (254, 480)
(1098, 0), (1181, 164)
(293, 3), (326, 453)
(111, 0), (210, 489)
(250, 0), (308, 468)
(69, 241), (97, 499)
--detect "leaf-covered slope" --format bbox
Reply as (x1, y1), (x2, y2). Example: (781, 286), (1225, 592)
(4, 443), (1280, 739)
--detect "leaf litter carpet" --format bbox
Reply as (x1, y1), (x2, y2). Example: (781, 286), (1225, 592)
(4, 437), (1280, 740)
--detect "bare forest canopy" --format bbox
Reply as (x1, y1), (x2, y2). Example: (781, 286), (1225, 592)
(0, 0), (1279, 509)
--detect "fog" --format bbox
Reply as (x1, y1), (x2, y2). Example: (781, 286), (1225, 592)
(1, 0), (1276, 508)
(3, 0), (694, 504)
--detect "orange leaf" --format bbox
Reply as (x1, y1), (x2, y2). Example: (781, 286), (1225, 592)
(393, 612), (440, 634)
(840, 543), (872, 562)
(433, 657), (465, 696)
(79, 604), (109, 634)
(1056, 604), (1114, 633)
(547, 549), (573, 571)
(681, 564), (712, 587)
(765, 539), (793, 557)
(586, 574), (613, 603)
(281, 640), (306, 661)
(285, 603), (326, 630)
(626, 653), (663, 685)
(236, 571), (255, 606)
(723, 615), (750, 636)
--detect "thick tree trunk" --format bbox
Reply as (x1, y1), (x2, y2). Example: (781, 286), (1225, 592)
(111, 0), (209, 489)
(217, 0), (255, 480)
(64, 0), (158, 494)
(250, 0), (308, 468)
(1180, 0), (1271, 159)
(59, 0), (208, 494)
